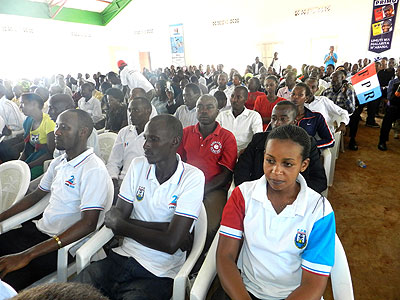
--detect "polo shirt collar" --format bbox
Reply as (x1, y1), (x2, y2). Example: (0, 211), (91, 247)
(62, 148), (94, 168)
(193, 122), (222, 136)
(251, 174), (308, 217)
(146, 154), (185, 186)
(229, 107), (250, 118)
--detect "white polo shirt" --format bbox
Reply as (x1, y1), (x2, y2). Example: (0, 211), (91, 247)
(37, 148), (112, 236)
(216, 108), (263, 153)
(113, 155), (205, 278)
(174, 105), (198, 128)
(305, 96), (350, 133)
(209, 87), (233, 108)
(78, 97), (103, 123)
(120, 67), (154, 92)
(220, 174), (335, 300)
(106, 125), (145, 180)
(0, 96), (24, 131)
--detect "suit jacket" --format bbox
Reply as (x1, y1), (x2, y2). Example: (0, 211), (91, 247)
(234, 131), (327, 193)
(252, 62), (264, 74)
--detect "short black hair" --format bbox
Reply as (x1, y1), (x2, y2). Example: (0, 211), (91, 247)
(100, 82), (112, 94)
(266, 124), (311, 161)
(326, 64), (335, 69)
(265, 75), (279, 85)
(81, 82), (94, 91)
(50, 93), (75, 109)
(11, 282), (109, 300)
(21, 92), (44, 109)
(150, 114), (183, 141)
(184, 83), (201, 95)
(275, 100), (298, 115)
(234, 86), (248, 99)
(295, 82), (312, 99)
(214, 90), (227, 101)
(64, 109), (93, 139)
(105, 88), (124, 102)
(131, 96), (152, 111)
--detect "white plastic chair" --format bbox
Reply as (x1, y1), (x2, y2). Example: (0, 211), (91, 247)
(76, 204), (208, 300)
(321, 149), (332, 198)
(98, 132), (118, 164)
(0, 160), (30, 213)
(190, 232), (354, 300)
(327, 132), (342, 187)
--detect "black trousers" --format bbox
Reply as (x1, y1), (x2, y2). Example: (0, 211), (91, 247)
(0, 220), (72, 291)
(348, 105), (365, 141)
(379, 105), (400, 143)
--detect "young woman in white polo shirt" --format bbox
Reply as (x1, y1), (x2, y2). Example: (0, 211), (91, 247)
(217, 124), (336, 300)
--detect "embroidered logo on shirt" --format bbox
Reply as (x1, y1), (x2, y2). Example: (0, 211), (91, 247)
(294, 229), (307, 249)
(169, 195), (178, 209)
(65, 175), (76, 188)
(210, 141), (222, 154)
(136, 186), (145, 201)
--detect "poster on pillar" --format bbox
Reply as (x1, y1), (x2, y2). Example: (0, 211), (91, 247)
(169, 24), (185, 67)
(351, 63), (382, 104)
(368, 0), (398, 53)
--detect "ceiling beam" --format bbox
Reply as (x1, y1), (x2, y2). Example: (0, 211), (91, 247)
(0, 0), (133, 26)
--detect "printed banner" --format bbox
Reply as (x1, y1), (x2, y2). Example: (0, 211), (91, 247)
(169, 24), (185, 66)
(368, 0), (398, 53)
(351, 63), (382, 104)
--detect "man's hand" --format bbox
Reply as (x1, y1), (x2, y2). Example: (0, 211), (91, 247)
(335, 123), (346, 134)
(104, 206), (125, 234)
(0, 252), (31, 278)
(341, 83), (348, 95)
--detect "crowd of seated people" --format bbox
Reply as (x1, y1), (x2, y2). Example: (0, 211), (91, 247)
(0, 54), (398, 300)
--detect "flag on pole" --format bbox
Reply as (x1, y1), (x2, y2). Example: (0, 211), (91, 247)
(351, 63), (382, 104)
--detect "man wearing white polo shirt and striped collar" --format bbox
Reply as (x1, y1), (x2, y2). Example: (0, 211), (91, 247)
(75, 115), (205, 300)
(0, 109), (112, 291)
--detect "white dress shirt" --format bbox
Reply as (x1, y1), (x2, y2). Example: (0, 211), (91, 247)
(209, 86), (234, 108)
(305, 96), (350, 133)
(106, 125), (145, 180)
(120, 67), (154, 92)
(78, 97), (103, 123)
(0, 96), (24, 131)
(216, 108), (263, 153)
(174, 105), (198, 128)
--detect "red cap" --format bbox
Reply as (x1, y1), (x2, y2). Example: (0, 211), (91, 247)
(117, 60), (127, 68)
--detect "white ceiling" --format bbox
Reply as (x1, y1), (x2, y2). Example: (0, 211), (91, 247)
(30, 0), (112, 13)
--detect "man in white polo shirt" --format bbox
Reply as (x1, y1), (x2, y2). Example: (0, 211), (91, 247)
(174, 83), (201, 128)
(216, 86), (263, 154)
(0, 109), (112, 291)
(107, 97), (152, 201)
(118, 60), (155, 100)
(75, 115), (205, 300)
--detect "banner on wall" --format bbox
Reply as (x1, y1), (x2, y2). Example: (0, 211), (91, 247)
(169, 24), (185, 66)
(368, 0), (398, 53)
(351, 63), (382, 104)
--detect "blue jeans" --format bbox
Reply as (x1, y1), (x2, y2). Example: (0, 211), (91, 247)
(74, 251), (173, 300)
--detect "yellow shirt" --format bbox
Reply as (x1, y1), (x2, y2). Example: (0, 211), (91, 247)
(29, 113), (55, 146)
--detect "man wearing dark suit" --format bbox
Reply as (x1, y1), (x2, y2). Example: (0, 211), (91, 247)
(252, 57), (264, 75)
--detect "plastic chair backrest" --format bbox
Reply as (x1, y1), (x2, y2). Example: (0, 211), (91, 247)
(0, 160), (30, 213)
(331, 234), (354, 300)
(190, 232), (354, 300)
(172, 204), (207, 300)
(98, 132), (118, 164)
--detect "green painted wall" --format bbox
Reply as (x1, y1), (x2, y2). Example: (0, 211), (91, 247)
(0, 0), (132, 26)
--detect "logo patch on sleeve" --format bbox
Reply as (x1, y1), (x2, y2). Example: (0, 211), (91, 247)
(294, 229), (307, 249)
(136, 186), (145, 201)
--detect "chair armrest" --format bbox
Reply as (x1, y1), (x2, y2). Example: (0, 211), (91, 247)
(321, 149), (332, 184)
(75, 226), (114, 274)
(173, 205), (207, 300)
(190, 229), (220, 300)
(57, 238), (86, 282)
(0, 194), (50, 234)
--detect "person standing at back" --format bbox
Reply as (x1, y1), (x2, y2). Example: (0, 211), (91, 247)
(324, 46), (338, 70)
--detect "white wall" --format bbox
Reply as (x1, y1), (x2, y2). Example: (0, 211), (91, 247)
(0, 0), (399, 82)
(110, 0), (400, 72)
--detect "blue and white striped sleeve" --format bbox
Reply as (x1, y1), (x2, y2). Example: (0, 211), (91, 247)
(301, 210), (336, 277)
